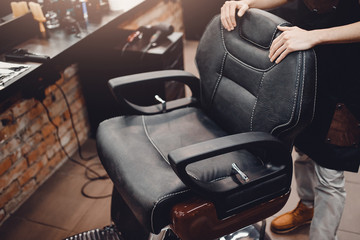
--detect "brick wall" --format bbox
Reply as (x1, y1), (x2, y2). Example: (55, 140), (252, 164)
(0, 64), (90, 224)
(0, 0), (184, 225)
(118, 0), (183, 32)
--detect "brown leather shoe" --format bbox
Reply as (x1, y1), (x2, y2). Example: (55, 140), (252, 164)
(270, 201), (314, 234)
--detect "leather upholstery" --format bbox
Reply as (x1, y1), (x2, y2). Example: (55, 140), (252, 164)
(98, 108), (233, 232)
(197, 9), (316, 142)
(97, 9), (317, 235)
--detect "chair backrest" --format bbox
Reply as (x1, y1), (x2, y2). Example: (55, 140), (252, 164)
(196, 9), (317, 144)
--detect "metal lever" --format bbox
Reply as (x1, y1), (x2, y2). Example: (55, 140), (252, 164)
(232, 163), (249, 182)
(155, 95), (167, 112)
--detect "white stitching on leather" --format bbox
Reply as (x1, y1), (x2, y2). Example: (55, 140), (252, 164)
(142, 115), (169, 164)
(189, 173), (234, 182)
(210, 52), (227, 106)
(275, 50), (318, 136)
(239, 23), (285, 49)
(228, 53), (277, 72)
(250, 72), (266, 131)
(275, 52), (305, 135)
(311, 50), (318, 122)
(151, 189), (191, 232)
(188, 172), (200, 180)
(210, 175), (232, 182)
(295, 52), (305, 127)
(221, 22), (276, 72)
(270, 52), (301, 134)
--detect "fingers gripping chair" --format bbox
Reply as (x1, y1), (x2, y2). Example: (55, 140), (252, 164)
(96, 9), (317, 240)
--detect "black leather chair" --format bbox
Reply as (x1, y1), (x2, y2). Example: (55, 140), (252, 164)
(96, 9), (317, 240)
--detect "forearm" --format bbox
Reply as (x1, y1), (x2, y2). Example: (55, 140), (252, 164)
(243, 0), (290, 10)
(312, 21), (360, 45)
(269, 21), (360, 64)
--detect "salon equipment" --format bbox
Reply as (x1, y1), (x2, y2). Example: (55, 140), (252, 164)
(79, 30), (184, 134)
(148, 23), (174, 47)
(142, 23), (174, 56)
(120, 26), (148, 55)
(62, 15), (82, 37)
(96, 9), (317, 240)
(5, 48), (50, 63)
(45, 10), (60, 29)
(28, 1), (48, 38)
(121, 24), (175, 56)
(10, 1), (29, 18)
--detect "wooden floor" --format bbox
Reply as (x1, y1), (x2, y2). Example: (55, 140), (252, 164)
(1, 41), (360, 240)
(0, 139), (113, 239)
(2, 136), (360, 240)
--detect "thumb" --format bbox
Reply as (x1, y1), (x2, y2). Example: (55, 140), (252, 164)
(237, 5), (249, 17)
(277, 25), (293, 31)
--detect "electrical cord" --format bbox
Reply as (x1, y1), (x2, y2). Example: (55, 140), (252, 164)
(54, 82), (97, 161)
(39, 100), (103, 178)
(39, 85), (111, 199)
(81, 162), (112, 199)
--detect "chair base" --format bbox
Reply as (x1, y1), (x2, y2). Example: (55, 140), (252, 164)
(150, 223), (271, 240)
(219, 222), (271, 240)
(64, 225), (124, 240)
(63, 223), (271, 240)
(170, 192), (290, 240)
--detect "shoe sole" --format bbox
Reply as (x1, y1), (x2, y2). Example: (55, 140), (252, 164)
(270, 220), (312, 234)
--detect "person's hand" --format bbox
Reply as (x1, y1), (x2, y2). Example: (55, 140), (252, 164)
(221, 1), (250, 31)
(269, 26), (318, 63)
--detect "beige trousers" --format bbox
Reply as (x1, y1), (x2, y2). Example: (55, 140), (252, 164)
(293, 147), (346, 240)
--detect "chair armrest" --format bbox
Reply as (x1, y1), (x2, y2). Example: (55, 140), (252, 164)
(108, 70), (201, 114)
(168, 132), (291, 197)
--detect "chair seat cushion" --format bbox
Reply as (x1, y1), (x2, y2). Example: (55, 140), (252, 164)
(96, 107), (262, 233)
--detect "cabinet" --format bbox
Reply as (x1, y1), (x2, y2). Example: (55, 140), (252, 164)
(78, 30), (184, 135)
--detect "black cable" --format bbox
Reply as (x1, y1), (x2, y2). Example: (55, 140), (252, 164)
(81, 179), (112, 199)
(82, 163), (112, 198)
(84, 162), (106, 180)
(54, 82), (97, 161)
(39, 97), (111, 199)
(39, 101), (101, 176)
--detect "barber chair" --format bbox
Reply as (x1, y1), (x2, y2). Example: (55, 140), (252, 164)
(96, 9), (317, 240)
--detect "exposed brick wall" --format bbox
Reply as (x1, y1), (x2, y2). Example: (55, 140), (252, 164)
(0, 64), (90, 224)
(118, 0), (183, 32)
(0, 0), (184, 226)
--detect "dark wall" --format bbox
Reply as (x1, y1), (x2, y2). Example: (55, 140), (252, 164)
(181, 0), (224, 40)
(0, 0), (13, 20)
(182, 0), (299, 40)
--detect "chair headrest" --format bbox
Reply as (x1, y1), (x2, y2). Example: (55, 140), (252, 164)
(237, 9), (291, 49)
(217, 9), (291, 70)
(195, 8), (316, 137)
